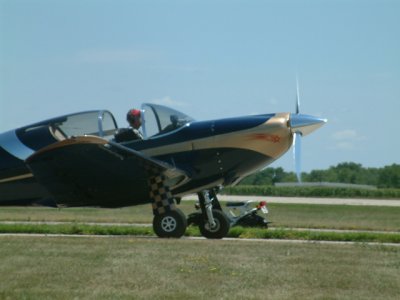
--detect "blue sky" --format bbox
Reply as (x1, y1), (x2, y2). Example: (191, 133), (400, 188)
(1, 0), (399, 172)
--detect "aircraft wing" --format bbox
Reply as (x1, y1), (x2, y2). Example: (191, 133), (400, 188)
(25, 136), (190, 207)
(106, 140), (188, 180)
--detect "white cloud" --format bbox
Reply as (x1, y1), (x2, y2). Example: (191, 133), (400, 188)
(148, 96), (188, 107)
(332, 129), (358, 140)
(150, 65), (206, 73)
(77, 49), (156, 63)
(335, 141), (356, 150)
(331, 129), (365, 150)
(268, 97), (278, 106)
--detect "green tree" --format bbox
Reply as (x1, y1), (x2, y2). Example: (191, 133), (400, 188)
(332, 162), (363, 184)
(238, 163), (400, 188)
(378, 164), (400, 188)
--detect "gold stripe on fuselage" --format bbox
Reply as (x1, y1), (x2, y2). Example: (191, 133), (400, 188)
(0, 173), (33, 183)
(27, 135), (108, 159)
(143, 113), (293, 160)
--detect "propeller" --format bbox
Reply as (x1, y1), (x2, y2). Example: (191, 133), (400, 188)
(295, 76), (300, 114)
(293, 131), (302, 183)
(293, 77), (302, 183)
(289, 78), (327, 183)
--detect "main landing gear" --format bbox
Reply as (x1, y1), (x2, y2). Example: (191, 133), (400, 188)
(153, 208), (187, 238)
(187, 189), (231, 239)
(148, 173), (188, 238)
(151, 187), (230, 239)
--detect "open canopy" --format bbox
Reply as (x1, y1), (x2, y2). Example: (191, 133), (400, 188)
(141, 103), (195, 139)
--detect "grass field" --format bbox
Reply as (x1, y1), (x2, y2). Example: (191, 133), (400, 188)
(1, 236), (399, 300)
(1, 201), (400, 231)
(1, 202), (399, 299)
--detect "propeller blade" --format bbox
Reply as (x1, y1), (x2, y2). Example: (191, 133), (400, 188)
(293, 132), (302, 183)
(296, 76), (300, 114)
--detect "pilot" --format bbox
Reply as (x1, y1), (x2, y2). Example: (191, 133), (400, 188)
(114, 109), (143, 142)
(127, 109), (143, 137)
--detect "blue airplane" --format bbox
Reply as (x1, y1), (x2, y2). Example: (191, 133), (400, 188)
(0, 98), (326, 238)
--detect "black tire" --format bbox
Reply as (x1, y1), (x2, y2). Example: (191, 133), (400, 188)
(187, 211), (202, 226)
(199, 209), (230, 239)
(153, 208), (187, 238)
(237, 213), (269, 228)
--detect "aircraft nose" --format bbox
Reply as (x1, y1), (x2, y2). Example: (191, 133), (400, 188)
(289, 113), (327, 136)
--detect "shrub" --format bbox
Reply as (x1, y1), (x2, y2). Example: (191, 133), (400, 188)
(222, 185), (400, 199)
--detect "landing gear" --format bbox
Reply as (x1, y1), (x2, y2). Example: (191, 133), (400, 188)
(199, 209), (230, 239)
(147, 174), (187, 238)
(153, 208), (187, 238)
(193, 189), (230, 239)
(147, 171), (229, 238)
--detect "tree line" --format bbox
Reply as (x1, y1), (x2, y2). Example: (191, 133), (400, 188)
(239, 162), (400, 189)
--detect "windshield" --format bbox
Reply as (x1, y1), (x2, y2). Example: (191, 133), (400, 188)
(141, 103), (195, 138)
(57, 111), (118, 139)
(13, 110), (118, 151)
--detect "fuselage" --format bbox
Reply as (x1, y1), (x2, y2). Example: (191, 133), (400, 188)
(0, 104), (325, 207)
(0, 127), (57, 205)
(0, 110), (117, 205)
(129, 113), (293, 196)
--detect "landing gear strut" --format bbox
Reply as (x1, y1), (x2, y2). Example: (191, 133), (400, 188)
(148, 174), (187, 238)
(195, 189), (230, 239)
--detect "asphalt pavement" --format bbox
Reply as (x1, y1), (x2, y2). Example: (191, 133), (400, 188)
(182, 194), (400, 207)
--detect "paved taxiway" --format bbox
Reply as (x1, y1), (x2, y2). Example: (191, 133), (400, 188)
(183, 195), (400, 206)
(1, 233), (399, 247)
(2, 196), (399, 247)
(2, 221), (398, 234)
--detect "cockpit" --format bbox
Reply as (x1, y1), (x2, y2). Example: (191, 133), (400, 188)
(10, 104), (194, 151)
(9, 110), (118, 152)
(52, 110), (118, 140)
(141, 103), (195, 139)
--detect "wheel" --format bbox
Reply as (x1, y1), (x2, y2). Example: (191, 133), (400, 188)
(187, 211), (202, 226)
(199, 209), (230, 239)
(153, 208), (187, 238)
(237, 213), (269, 228)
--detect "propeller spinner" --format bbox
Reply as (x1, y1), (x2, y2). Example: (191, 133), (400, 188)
(289, 80), (327, 182)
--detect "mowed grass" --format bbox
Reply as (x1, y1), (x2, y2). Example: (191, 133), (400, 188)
(0, 236), (399, 300)
(0, 223), (399, 244)
(1, 201), (400, 231)
(1, 202), (399, 299)
(268, 203), (400, 231)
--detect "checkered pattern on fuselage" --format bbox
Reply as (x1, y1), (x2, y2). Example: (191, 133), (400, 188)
(147, 173), (176, 215)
